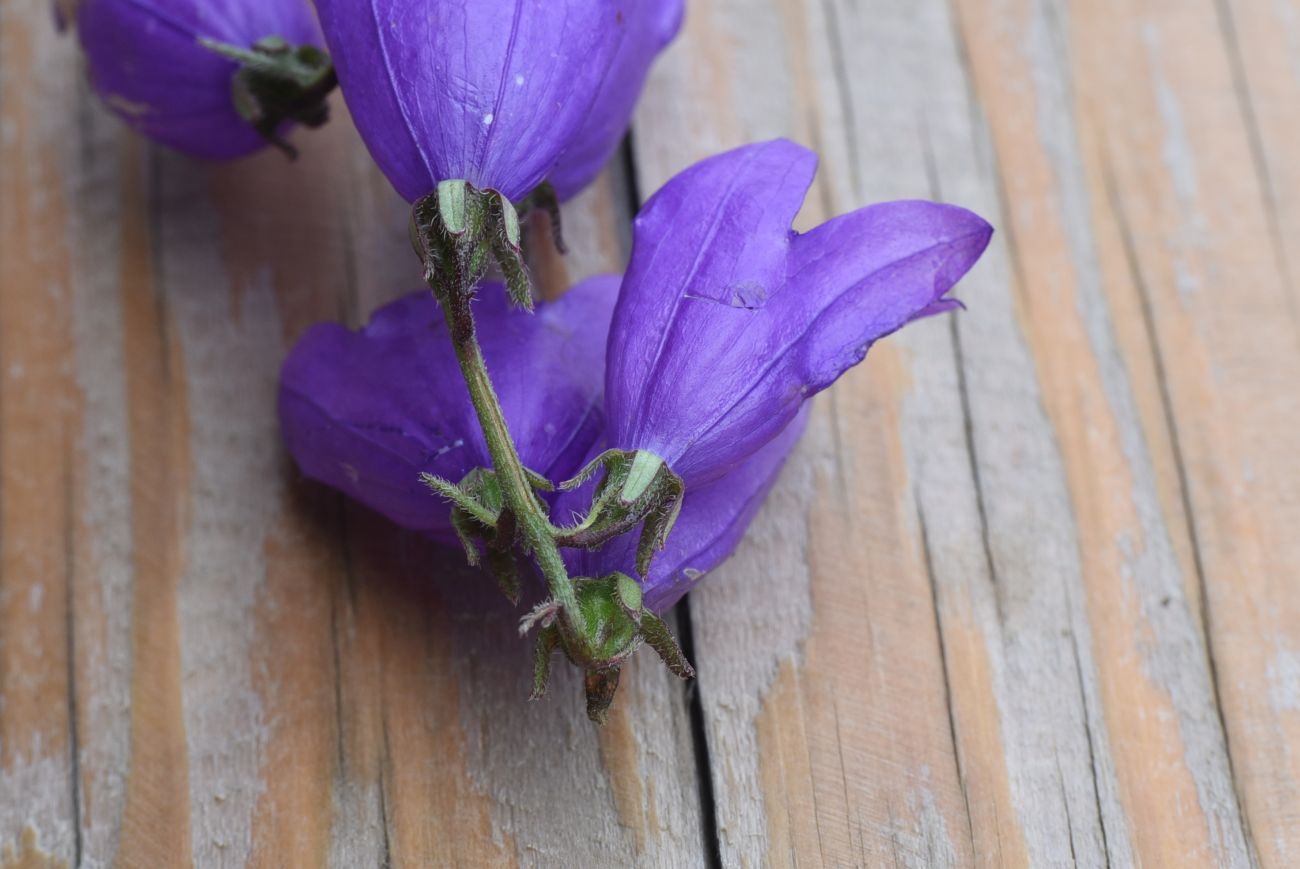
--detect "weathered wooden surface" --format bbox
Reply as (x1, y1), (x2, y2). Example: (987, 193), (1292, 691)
(2, 0), (1298, 865)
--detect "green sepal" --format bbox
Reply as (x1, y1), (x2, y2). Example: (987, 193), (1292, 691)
(640, 612), (695, 679)
(487, 192), (533, 310)
(449, 506), (483, 567)
(437, 180), (469, 236)
(199, 36), (337, 159)
(494, 191), (522, 250)
(461, 467), (505, 513)
(553, 450), (685, 576)
(199, 37), (270, 68)
(480, 506), (521, 604)
(621, 451), (664, 503)
(615, 572), (643, 617)
(488, 565), (522, 605)
(409, 194), (446, 284)
(636, 489), (684, 576)
(493, 235), (534, 311)
(411, 181), (537, 309)
(519, 573), (695, 723)
(516, 181), (567, 255)
(423, 469), (524, 603)
(468, 244), (492, 282)
(558, 448), (620, 492)
(530, 624), (562, 701)
(524, 467), (555, 493)
(576, 577), (641, 663)
(420, 472), (498, 527)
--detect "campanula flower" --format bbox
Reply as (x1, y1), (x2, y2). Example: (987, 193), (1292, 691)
(75, 0), (331, 159)
(604, 139), (993, 487)
(313, 0), (684, 202)
(278, 276), (618, 541)
(565, 409), (809, 612)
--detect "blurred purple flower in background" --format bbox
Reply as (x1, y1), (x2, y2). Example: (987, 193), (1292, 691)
(314, 0), (684, 202)
(603, 139), (993, 487)
(75, 0), (327, 159)
(279, 277), (618, 542)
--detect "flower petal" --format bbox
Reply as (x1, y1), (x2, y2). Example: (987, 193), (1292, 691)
(605, 139), (816, 476)
(279, 276), (619, 538)
(546, 0), (685, 199)
(784, 200), (992, 390)
(316, 0), (671, 202)
(606, 140), (992, 486)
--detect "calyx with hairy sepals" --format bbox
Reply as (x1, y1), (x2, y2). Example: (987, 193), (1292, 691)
(556, 449), (685, 576)
(200, 36), (337, 158)
(422, 466), (553, 605)
(410, 179), (533, 311)
(526, 573), (694, 724)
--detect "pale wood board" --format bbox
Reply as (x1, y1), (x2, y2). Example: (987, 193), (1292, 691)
(2, 0), (1299, 866)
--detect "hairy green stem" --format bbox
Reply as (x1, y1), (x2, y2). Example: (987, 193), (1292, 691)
(435, 288), (583, 629)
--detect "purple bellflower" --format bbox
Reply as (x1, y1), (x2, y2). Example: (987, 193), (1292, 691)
(278, 276), (618, 543)
(604, 139), (993, 488)
(313, 0), (684, 202)
(75, 0), (334, 159)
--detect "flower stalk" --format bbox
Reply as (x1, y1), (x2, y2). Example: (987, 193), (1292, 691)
(434, 276), (583, 629)
(415, 181), (582, 630)
(409, 180), (696, 722)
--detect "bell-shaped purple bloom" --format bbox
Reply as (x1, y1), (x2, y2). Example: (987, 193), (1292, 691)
(279, 276), (619, 541)
(76, 0), (323, 159)
(313, 0), (684, 202)
(565, 409), (809, 613)
(604, 139), (993, 487)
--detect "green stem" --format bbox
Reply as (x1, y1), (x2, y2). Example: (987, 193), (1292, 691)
(435, 289), (583, 629)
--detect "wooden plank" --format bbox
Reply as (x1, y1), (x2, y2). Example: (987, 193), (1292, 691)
(1067, 0), (1300, 863)
(632, 0), (1265, 865)
(948, 1), (1259, 865)
(0, 0), (707, 863)
(0, 1), (85, 864)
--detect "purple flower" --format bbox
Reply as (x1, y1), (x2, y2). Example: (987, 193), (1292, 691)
(76, 0), (326, 159)
(313, 0), (684, 202)
(279, 276), (618, 541)
(565, 409), (809, 612)
(604, 139), (993, 487)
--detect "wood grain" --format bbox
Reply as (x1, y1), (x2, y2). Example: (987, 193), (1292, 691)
(4, 0), (1300, 864)
(0, 0), (704, 864)
(1068, 1), (1300, 863)
(629, 0), (1285, 866)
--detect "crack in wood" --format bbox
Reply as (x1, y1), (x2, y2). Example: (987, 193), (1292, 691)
(62, 450), (82, 869)
(1068, 632), (1113, 869)
(819, 0), (864, 201)
(675, 599), (723, 869)
(1212, 0), (1300, 341)
(1098, 141), (1260, 868)
(916, 501), (978, 863)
